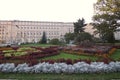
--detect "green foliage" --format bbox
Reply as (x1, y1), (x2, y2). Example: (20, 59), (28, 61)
(64, 33), (75, 43)
(40, 31), (47, 44)
(42, 52), (98, 61)
(110, 49), (120, 60)
(20, 43), (55, 47)
(93, 0), (120, 43)
(73, 18), (89, 44)
(74, 18), (86, 34)
(49, 38), (61, 45)
(75, 32), (93, 44)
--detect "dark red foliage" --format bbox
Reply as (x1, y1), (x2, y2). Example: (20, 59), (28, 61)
(113, 45), (120, 49)
(0, 55), (4, 60)
(27, 59), (39, 66)
(48, 60), (55, 64)
(66, 59), (73, 64)
(98, 58), (109, 64)
(57, 58), (66, 63)
(12, 46), (19, 51)
(0, 50), (3, 54)
(84, 59), (91, 64)
(73, 59), (81, 63)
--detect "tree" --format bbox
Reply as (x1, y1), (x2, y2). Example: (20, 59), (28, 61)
(93, 0), (120, 43)
(49, 38), (60, 45)
(64, 33), (75, 43)
(40, 31), (47, 44)
(74, 18), (87, 43)
(74, 18), (86, 34)
(75, 32), (93, 43)
(75, 32), (93, 47)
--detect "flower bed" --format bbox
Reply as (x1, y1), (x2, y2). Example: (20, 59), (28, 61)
(113, 45), (120, 49)
(0, 46), (59, 58)
(0, 47), (60, 65)
(0, 61), (120, 73)
(63, 46), (116, 57)
(0, 47), (13, 51)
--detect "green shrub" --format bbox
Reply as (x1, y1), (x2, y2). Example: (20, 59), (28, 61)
(49, 38), (61, 45)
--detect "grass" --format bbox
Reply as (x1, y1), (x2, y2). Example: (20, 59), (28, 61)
(0, 72), (120, 80)
(20, 43), (56, 47)
(41, 52), (99, 61)
(110, 49), (120, 60)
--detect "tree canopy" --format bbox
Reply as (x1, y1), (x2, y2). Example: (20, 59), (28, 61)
(49, 38), (60, 45)
(64, 18), (94, 44)
(40, 31), (47, 44)
(75, 32), (93, 44)
(93, 0), (120, 43)
(64, 33), (75, 43)
(74, 18), (86, 34)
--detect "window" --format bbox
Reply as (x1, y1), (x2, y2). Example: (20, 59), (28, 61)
(39, 32), (41, 35)
(37, 33), (38, 35)
(27, 32), (29, 35)
(34, 33), (35, 35)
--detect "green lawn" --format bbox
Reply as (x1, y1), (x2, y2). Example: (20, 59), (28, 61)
(0, 72), (120, 80)
(110, 49), (120, 60)
(20, 43), (56, 47)
(41, 52), (99, 61)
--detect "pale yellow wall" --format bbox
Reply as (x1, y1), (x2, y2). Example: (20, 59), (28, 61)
(84, 24), (99, 38)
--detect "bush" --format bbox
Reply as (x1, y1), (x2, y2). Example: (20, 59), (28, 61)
(49, 38), (61, 45)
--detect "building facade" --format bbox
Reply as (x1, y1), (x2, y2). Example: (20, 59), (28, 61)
(0, 20), (74, 44)
(84, 23), (99, 38)
(114, 28), (120, 40)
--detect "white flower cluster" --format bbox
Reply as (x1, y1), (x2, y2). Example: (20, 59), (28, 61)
(0, 62), (120, 73)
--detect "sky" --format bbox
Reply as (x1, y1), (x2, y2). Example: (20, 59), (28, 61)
(0, 0), (97, 23)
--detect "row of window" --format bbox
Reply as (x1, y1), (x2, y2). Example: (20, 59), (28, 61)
(15, 22), (64, 26)
(0, 36), (6, 39)
(17, 36), (60, 38)
(0, 21), (73, 26)
(0, 22), (11, 25)
(17, 32), (59, 36)
(20, 26), (60, 29)
(0, 26), (5, 28)
(0, 36), (59, 39)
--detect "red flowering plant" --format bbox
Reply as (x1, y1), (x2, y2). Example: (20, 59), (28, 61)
(11, 46), (19, 52)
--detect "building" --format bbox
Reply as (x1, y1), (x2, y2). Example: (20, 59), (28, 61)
(114, 28), (120, 40)
(3, 20), (119, 44)
(84, 23), (99, 38)
(0, 20), (74, 44)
